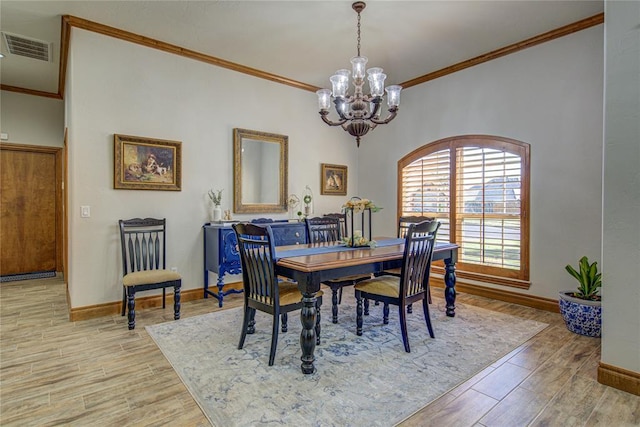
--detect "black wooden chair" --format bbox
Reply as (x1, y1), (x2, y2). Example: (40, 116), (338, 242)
(355, 219), (440, 352)
(305, 216), (370, 324)
(233, 222), (322, 366)
(398, 215), (436, 238)
(118, 218), (181, 330)
(379, 215), (437, 307)
(323, 212), (347, 238)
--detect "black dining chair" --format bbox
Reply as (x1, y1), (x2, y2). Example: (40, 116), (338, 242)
(233, 222), (322, 366)
(323, 212), (347, 239)
(305, 216), (370, 324)
(118, 218), (181, 330)
(378, 215), (437, 308)
(355, 219), (440, 352)
(398, 215), (436, 238)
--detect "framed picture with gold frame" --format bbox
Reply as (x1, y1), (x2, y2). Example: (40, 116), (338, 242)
(321, 163), (347, 196)
(114, 134), (182, 191)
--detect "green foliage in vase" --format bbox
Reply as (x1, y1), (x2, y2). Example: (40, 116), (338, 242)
(208, 189), (223, 206)
(565, 256), (602, 301)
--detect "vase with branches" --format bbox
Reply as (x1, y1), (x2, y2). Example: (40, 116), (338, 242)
(208, 189), (223, 221)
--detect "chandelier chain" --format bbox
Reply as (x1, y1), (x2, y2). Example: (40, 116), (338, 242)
(356, 10), (361, 57)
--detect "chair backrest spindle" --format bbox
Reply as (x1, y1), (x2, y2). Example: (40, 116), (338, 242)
(305, 217), (341, 243)
(323, 213), (347, 238)
(119, 218), (167, 275)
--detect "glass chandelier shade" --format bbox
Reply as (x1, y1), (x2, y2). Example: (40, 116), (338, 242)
(316, 2), (402, 147)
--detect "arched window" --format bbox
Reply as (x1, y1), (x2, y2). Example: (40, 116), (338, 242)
(398, 135), (530, 287)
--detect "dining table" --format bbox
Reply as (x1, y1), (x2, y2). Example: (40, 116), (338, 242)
(275, 237), (459, 375)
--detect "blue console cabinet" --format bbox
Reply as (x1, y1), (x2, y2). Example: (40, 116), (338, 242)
(203, 222), (307, 306)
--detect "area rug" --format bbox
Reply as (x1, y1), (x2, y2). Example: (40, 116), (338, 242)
(147, 295), (548, 427)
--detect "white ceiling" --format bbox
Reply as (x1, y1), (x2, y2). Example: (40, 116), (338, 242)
(0, 1), (604, 95)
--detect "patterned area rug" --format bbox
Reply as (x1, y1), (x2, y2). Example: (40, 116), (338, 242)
(147, 295), (548, 427)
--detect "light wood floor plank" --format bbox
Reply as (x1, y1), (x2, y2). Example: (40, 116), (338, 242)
(419, 388), (499, 426)
(519, 361), (574, 400)
(471, 362), (532, 400)
(529, 375), (608, 426)
(585, 386), (640, 426)
(478, 386), (550, 427)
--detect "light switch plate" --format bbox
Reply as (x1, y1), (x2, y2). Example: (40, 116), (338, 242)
(80, 206), (91, 218)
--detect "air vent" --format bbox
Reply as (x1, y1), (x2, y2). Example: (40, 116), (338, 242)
(2, 32), (52, 62)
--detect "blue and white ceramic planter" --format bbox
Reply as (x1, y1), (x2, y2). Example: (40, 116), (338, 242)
(558, 291), (602, 338)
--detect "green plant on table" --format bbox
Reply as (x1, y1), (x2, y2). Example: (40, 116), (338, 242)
(565, 256), (602, 301)
(208, 189), (223, 207)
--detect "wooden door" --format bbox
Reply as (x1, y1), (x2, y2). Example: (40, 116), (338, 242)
(1, 144), (62, 276)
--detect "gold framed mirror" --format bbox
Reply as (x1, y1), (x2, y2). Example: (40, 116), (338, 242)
(233, 128), (288, 214)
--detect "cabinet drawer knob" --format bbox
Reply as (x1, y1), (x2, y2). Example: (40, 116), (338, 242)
(295, 232), (300, 237)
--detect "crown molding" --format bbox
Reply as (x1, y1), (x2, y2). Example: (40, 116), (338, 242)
(400, 13), (604, 89)
(5, 12), (604, 100)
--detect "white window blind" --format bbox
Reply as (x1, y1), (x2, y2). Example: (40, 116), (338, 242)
(400, 149), (450, 242)
(455, 147), (522, 270)
(398, 136), (530, 284)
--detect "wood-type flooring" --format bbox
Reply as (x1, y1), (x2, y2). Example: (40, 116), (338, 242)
(1, 277), (638, 426)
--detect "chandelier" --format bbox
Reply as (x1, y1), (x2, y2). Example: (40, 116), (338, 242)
(316, 1), (402, 147)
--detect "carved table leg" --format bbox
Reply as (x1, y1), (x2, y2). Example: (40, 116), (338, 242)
(300, 292), (317, 374)
(444, 258), (457, 317)
(331, 287), (339, 324)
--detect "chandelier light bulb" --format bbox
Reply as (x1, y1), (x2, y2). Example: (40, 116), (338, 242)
(330, 74), (349, 98)
(367, 68), (386, 97)
(385, 85), (402, 107)
(316, 89), (332, 110)
(350, 56), (368, 79)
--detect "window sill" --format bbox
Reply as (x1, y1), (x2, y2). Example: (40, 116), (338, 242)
(431, 266), (531, 290)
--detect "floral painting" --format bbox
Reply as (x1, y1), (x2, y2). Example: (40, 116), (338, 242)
(114, 134), (182, 191)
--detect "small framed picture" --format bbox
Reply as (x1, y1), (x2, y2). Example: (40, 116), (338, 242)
(321, 163), (348, 196)
(114, 134), (182, 191)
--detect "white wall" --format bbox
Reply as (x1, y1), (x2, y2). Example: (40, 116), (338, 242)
(602, 0), (640, 374)
(0, 91), (64, 146)
(66, 28), (356, 308)
(359, 26), (604, 301)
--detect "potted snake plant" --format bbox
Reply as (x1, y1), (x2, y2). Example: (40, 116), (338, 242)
(558, 256), (602, 337)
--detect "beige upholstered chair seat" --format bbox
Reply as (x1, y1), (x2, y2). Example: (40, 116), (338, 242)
(123, 270), (181, 287)
(355, 277), (400, 298)
(277, 281), (324, 306)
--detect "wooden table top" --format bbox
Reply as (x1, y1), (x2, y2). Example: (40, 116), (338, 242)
(276, 238), (458, 273)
